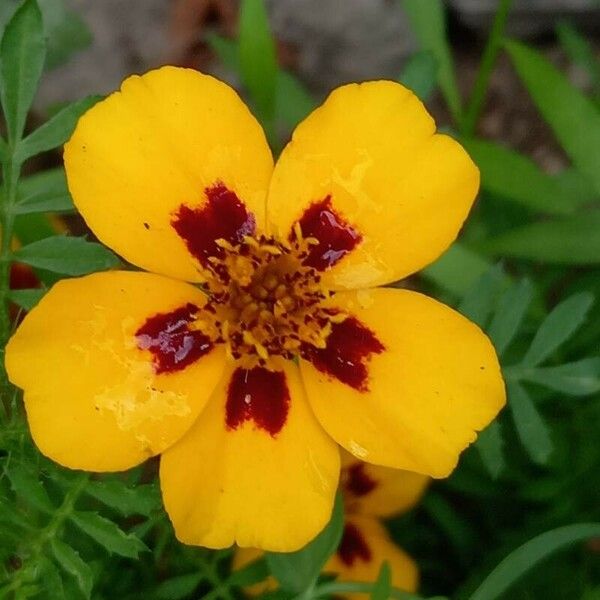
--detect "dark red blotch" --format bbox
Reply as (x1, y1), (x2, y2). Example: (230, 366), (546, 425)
(172, 182), (256, 267)
(346, 463), (378, 497)
(226, 367), (290, 436)
(136, 303), (212, 374)
(301, 317), (384, 392)
(293, 196), (362, 270)
(338, 522), (372, 567)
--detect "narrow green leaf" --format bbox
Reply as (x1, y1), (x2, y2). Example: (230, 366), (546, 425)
(85, 480), (160, 517)
(469, 523), (600, 600)
(276, 70), (316, 130)
(463, 139), (582, 215)
(0, 0), (46, 144)
(229, 558), (270, 587)
(522, 292), (594, 366)
(488, 279), (533, 356)
(475, 421), (506, 479)
(14, 236), (121, 275)
(398, 51), (438, 101)
(6, 463), (53, 513)
(508, 382), (552, 465)
(17, 95), (100, 160)
(520, 358), (600, 397)
(239, 0), (277, 127)
(422, 243), (492, 297)
(51, 538), (93, 599)
(8, 288), (46, 310)
(266, 494), (344, 593)
(70, 511), (148, 558)
(480, 212), (600, 264)
(402, 0), (461, 122)
(153, 573), (203, 600)
(371, 562), (391, 600)
(459, 264), (506, 327)
(205, 32), (239, 71)
(16, 167), (74, 214)
(506, 40), (600, 194)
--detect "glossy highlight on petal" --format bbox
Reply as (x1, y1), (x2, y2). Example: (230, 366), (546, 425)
(338, 522), (372, 567)
(226, 367), (290, 436)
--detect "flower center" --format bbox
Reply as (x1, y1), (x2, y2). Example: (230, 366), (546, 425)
(196, 231), (345, 367)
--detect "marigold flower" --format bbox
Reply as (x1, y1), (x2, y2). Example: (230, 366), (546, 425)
(5, 67), (505, 552)
(235, 455), (429, 597)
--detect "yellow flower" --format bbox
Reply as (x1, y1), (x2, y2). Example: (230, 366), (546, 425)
(235, 454), (429, 597)
(5, 67), (505, 552)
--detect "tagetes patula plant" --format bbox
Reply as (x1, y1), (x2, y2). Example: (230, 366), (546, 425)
(5, 67), (505, 552)
(235, 455), (429, 597)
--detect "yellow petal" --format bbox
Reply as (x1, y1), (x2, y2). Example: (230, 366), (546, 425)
(5, 271), (225, 471)
(159, 360), (340, 551)
(341, 453), (429, 518)
(267, 81), (479, 289)
(324, 516), (418, 599)
(64, 67), (273, 282)
(301, 288), (505, 477)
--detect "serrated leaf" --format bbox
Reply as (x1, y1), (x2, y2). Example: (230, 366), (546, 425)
(153, 573), (202, 600)
(462, 139), (583, 215)
(51, 538), (93, 599)
(16, 168), (74, 214)
(480, 212), (600, 264)
(14, 236), (121, 275)
(8, 288), (46, 310)
(521, 292), (594, 367)
(239, 0), (277, 127)
(266, 494), (344, 593)
(17, 95), (100, 160)
(398, 51), (438, 101)
(0, 0), (46, 144)
(459, 264), (506, 327)
(488, 279), (533, 356)
(475, 421), (506, 479)
(85, 480), (160, 517)
(508, 382), (553, 465)
(506, 40), (600, 194)
(371, 562), (391, 600)
(520, 358), (600, 397)
(469, 523), (600, 600)
(6, 462), (53, 513)
(70, 511), (148, 558)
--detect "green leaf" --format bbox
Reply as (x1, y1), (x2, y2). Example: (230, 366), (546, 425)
(70, 511), (147, 558)
(51, 538), (94, 599)
(475, 421), (506, 479)
(521, 292), (594, 366)
(8, 287), (46, 310)
(17, 95), (100, 160)
(6, 462), (53, 513)
(229, 557), (270, 587)
(371, 562), (391, 600)
(276, 70), (316, 130)
(153, 573), (203, 600)
(422, 243), (492, 297)
(205, 32), (239, 71)
(85, 480), (160, 517)
(0, 0), (46, 144)
(508, 381), (553, 465)
(488, 279), (533, 356)
(14, 236), (121, 275)
(506, 40), (600, 194)
(266, 494), (344, 593)
(462, 139), (583, 215)
(469, 523), (600, 600)
(480, 212), (600, 264)
(402, 0), (461, 122)
(16, 167), (74, 214)
(239, 0), (278, 127)
(459, 264), (506, 327)
(398, 51), (438, 101)
(520, 358), (600, 397)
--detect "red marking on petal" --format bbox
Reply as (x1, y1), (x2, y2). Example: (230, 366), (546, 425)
(226, 367), (290, 436)
(10, 263), (40, 290)
(136, 303), (212, 374)
(301, 317), (384, 391)
(338, 522), (372, 567)
(346, 463), (378, 497)
(172, 182), (256, 267)
(293, 196), (361, 270)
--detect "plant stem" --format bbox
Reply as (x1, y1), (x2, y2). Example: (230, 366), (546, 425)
(461, 0), (514, 137)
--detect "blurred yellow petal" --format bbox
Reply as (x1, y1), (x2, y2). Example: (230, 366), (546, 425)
(6, 271), (225, 471)
(160, 360), (340, 551)
(341, 453), (429, 518)
(324, 516), (418, 599)
(267, 81), (479, 289)
(64, 66), (273, 282)
(302, 288), (505, 477)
